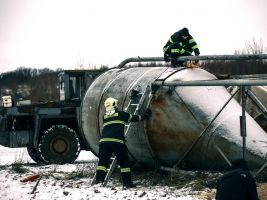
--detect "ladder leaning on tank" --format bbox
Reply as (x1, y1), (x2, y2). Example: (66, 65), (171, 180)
(91, 85), (152, 186)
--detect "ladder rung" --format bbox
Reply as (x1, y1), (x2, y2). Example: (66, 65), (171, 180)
(130, 104), (139, 106)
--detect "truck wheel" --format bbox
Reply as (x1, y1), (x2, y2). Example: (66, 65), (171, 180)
(27, 147), (44, 164)
(38, 125), (81, 164)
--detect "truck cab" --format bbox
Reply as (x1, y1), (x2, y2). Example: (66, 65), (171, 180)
(0, 69), (105, 164)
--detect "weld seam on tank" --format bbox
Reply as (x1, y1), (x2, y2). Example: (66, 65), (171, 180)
(122, 67), (159, 110)
(81, 69), (122, 153)
(122, 68), (158, 166)
(135, 92), (160, 168)
(142, 69), (179, 168)
(97, 69), (126, 137)
(154, 67), (172, 81)
(95, 67), (159, 161)
(159, 67), (187, 84)
(140, 67), (176, 168)
(121, 67), (167, 168)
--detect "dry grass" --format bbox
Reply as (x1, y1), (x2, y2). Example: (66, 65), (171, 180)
(258, 183), (267, 200)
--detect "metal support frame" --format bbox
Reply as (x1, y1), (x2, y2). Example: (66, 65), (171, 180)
(115, 54), (267, 175)
(255, 162), (267, 178)
(214, 91), (248, 167)
(240, 86), (247, 159)
(215, 145), (232, 167)
(247, 89), (267, 118)
(245, 88), (267, 177)
(154, 79), (267, 172)
(153, 79), (267, 87)
(173, 88), (239, 168)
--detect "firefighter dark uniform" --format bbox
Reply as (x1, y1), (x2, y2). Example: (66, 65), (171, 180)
(215, 159), (259, 200)
(95, 101), (151, 188)
(163, 27), (200, 66)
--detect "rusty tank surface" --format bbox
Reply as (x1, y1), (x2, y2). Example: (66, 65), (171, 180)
(81, 66), (267, 170)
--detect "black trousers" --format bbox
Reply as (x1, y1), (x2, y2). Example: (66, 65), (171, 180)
(95, 142), (132, 186)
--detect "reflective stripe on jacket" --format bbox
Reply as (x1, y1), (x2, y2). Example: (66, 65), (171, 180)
(100, 109), (141, 144)
(163, 30), (199, 55)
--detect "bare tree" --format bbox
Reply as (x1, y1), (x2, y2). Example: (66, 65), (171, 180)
(202, 38), (267, 75)
(245, 38), (265, 54)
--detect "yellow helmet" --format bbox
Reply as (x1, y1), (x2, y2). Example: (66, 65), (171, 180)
(104, 97), (118, 111)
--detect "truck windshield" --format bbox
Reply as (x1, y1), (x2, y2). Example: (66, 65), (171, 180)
(69, 76), (83, 100)
(58, 73), (65, 101)
(58, 71), (84, 102)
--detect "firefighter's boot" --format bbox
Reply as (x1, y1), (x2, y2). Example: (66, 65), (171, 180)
(121, 172), (136, 188)
(95, 170), (106, 184)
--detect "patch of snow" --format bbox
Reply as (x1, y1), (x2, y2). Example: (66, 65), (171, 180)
(0, 145), (216, 200)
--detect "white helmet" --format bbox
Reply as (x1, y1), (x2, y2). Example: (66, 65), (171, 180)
(104, 97), (118, 111)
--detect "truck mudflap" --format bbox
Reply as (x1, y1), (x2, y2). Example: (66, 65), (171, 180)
(0, 115), (30, 147)
(0, 115), (8, 146)
(0, 115), (6, 131)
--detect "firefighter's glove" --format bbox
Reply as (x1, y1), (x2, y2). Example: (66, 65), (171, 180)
(164, 53), (170, 63)
(141, 108), (152, 121)
(194, 49), (200, 64)
(194, 49), (200, 56)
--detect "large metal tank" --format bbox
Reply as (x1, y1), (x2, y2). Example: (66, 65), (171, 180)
(81, 66), (267, 170)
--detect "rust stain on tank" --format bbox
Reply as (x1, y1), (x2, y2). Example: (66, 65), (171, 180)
(146, 93), (198, 155)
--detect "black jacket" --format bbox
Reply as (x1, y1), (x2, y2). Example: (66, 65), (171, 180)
(216, 168), (259, 200)
(100, 109), (141, 144)
(163, 29), (200, 56)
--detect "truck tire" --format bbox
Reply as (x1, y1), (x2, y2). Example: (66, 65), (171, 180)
(27, 147), (44, 164)
(38, 125), (81, 164)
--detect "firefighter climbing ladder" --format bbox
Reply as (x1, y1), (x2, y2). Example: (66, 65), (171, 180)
(91, 85), (151, 186)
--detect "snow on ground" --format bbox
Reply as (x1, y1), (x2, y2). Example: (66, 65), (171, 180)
(0, 145), (217, 200)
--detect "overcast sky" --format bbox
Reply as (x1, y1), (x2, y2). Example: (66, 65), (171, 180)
(0, 0), (267, 73)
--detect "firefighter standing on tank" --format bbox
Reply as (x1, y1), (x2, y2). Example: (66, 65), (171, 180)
(163, 27), (200, 66)
(95, 97), (152, 188)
